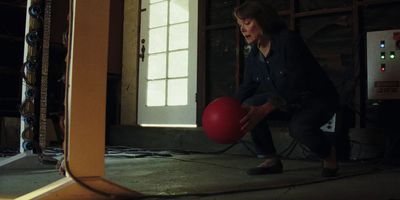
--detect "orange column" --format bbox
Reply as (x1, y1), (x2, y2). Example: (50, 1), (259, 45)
(66, 0), (110, 177)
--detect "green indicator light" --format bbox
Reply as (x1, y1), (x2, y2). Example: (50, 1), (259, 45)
(381, 52), (386, 59)
(390, 51), (395, 59)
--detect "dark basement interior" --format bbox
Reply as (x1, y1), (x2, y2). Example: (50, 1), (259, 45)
(1, 0), (400, 199)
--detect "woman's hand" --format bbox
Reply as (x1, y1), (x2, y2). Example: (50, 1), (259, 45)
(240, 102), (275, 134)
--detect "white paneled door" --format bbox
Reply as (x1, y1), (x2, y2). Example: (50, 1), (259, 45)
(138, 0), (198, 127)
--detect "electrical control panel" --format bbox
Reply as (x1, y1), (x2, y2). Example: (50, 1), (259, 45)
(367, 29), (400, 100)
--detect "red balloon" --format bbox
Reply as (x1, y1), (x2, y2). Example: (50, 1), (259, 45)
(202, 97), (247, 144)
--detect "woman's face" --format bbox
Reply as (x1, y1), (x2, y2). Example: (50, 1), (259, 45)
(237, 18), (263, 44)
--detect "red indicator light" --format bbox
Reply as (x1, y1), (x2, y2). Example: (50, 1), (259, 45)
(380, 64), (386, 72)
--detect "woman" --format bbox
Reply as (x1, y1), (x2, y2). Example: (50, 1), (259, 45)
(233, 0), (340, 177)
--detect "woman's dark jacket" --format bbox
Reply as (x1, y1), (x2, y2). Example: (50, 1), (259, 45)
(235, 29), (339, 110)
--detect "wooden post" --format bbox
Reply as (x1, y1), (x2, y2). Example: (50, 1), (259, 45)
(16, 0), (142, 198)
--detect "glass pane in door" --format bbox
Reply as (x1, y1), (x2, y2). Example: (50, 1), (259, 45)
(147, 80), (166, 106)
(148, 27), (167, 53)
(168, 50), (188, 78)
(149, 1), (168, 28)
(169, 0), (189, 24)
(169, 23), (188, 50)
(148, 53), (167, 79)
(167, 78), (188, 106)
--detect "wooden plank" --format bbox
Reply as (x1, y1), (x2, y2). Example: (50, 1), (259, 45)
(0, 2), (26, 8)
(360, 0), (400, 7)
(206, 23), (236, 31)
(66, 0), (110, 177)
(289, 0), (297, 30)
(295, 6), (353, 18)
(39, 0), (52, 149)
(278, 10), (291, 16)
(0, 34), (24, 42)
(197, 0), (207, 125)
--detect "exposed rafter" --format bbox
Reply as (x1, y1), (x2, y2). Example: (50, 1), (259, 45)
(0, 34), (24, 42)
(0, 0), (27, 8)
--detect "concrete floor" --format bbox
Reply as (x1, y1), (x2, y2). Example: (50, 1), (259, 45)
(1, 153), (400, 200)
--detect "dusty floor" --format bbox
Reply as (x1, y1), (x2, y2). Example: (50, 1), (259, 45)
(1, 153), (400, 200)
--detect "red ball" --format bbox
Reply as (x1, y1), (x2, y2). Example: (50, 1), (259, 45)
(202, 97), (247, 144)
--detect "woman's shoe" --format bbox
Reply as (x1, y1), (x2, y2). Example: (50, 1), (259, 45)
(321, 146), (338, 177)
(247, 160), (283, 175)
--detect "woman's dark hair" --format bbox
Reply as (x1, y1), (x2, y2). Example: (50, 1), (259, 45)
(234, 0), (287, 34)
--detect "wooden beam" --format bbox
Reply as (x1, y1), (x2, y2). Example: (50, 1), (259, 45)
(0, 34), (24, 42)
(206, 23), (236, 31)
(197, 0), (207, 125)
(289, 0), (298, 31)
(295, 6), (353, 18)
(278, 10), (291, 17)
(360, 0), (400, 7)
(0, 2), (26, 8)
